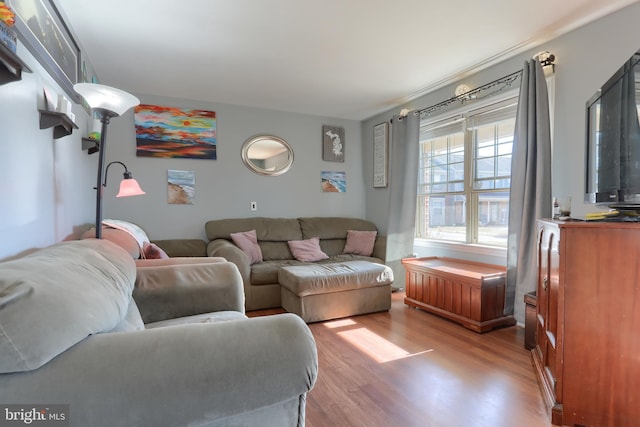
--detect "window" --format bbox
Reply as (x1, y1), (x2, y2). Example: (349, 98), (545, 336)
(416, 97), (517, 248)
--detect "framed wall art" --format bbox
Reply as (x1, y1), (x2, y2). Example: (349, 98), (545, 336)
(322, 125), (344, 162)
(373, 122), (388, 187)
(321, 171), (346, 193)
(167, 170), (195, 205)
(135, 104), (217, 160)
(9, 0), (80, 100)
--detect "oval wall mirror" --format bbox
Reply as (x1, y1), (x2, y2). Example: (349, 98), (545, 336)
(241, 135), (294, 176)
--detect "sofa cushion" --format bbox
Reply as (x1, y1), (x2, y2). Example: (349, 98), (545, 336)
(0, 239), (136, 373)
(151, 239), (208, 257)
(230, 230), (263, 264)
(144, 311), (247, 328)
(206, 217), (302, 242)
(298, 217), (378, 240)
(108, 298), (145, 333)
(250, 260), (302, 285)
(288, 237), (329, 262)
(278, 260), (394, 296)
(343, 230), (378, 256)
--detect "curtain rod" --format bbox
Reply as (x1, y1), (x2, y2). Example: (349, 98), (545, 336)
(416, 69), (523, 119)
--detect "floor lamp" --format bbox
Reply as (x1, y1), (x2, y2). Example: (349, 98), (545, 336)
(73, 83), (143, 239)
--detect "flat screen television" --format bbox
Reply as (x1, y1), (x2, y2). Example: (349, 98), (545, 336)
(585, 50), (640, 211)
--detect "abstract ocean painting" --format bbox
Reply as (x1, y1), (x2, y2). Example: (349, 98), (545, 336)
(321, 171), (346, 193)
(135, 104), (216, 160)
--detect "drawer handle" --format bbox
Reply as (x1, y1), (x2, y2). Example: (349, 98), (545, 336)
(543, 276), (548, 291)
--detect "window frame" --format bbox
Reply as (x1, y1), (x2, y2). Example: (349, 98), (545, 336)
(416, 90), (519, 251)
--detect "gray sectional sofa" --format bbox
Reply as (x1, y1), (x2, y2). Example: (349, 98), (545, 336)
(204, 217), (391, 312)
(0, 239), (318, 427)
(103, 216), (394, 317)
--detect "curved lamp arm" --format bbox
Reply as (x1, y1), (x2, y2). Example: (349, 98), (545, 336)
(104, 161), (146, 198)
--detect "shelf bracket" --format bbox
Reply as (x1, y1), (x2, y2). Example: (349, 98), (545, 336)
(82, 137), (99, 155)
(39, 110), (78, 139)
(0, 43), (32, 85)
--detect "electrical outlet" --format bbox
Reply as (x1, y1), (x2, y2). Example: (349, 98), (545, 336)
(250, 201), (257, 211)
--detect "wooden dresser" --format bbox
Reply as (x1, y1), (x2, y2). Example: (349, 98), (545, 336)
(533, 219), (640, 426)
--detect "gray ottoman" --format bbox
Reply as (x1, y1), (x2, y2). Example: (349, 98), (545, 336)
(278, 260), (394, 323)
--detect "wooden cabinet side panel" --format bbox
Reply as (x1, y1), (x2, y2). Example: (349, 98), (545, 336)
(561, 226), (640, 427)
(533, 221), (563, 425)
(547, 230), (561, 399)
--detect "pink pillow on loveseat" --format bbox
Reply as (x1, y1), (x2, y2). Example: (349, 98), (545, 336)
(287, 237), (329, 262)
(342, 230), (377, 256)
(230, 230), (263, 264)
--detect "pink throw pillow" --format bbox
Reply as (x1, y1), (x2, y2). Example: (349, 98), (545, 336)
(143, 242), (170, 259)
(343, 230), (377, 256)
(288, 237), (329, 262)
(230, 230), (263, 264)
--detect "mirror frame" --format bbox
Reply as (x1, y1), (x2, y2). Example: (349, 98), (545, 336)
(241, 134), (294, 176)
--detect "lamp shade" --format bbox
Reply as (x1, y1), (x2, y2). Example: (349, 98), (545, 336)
(74, 83), (140, 117)
(116, 178), (146, 197)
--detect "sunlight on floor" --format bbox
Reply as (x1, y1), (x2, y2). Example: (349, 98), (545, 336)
(323, 319), (357, 328)
(324, 319), (433, 363)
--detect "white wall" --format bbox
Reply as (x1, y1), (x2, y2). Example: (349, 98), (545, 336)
(101, 94), (365, 240)
(0, 47), (96, 260)
(550, 5), (640, 215)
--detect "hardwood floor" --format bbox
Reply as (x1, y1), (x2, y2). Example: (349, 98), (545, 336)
(250, 292), (551, 427)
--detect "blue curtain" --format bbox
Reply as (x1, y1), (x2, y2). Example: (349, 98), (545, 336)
(506, 60), (552, 323)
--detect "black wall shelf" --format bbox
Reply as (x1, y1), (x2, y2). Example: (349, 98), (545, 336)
(0, 42), (31, 85)
(39, 110), (78, 139)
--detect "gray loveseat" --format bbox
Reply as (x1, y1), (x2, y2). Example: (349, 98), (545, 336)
(205, 217), (389, 311)
(0, 239), (318, 427)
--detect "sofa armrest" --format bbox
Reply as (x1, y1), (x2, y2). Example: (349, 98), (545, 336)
(207, 239), (251, 285)
(134, 261), (245, 323)
(0, 314), (318, 427)
(150, 238), (208, 257)
(135, 257), (226, 268)
(372, 235), (387, 261)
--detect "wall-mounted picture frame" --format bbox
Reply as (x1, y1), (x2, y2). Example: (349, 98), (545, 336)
(321, 171), (346, 193)
(373, 122), (389, 187)
(322, 125), (345, 162)
(8, 0), (80, 101)
(135, 104), (217, 160)
(168, 170), (195, 205)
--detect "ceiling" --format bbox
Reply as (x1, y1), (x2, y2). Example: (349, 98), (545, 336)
(54, 0), (638, 121)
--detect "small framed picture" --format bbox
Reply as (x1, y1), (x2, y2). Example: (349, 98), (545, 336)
(322, 125), (345, 162)
(167, 170), (195, 205)
(373, 122), (389, 187)
(322, 171), (346, 193)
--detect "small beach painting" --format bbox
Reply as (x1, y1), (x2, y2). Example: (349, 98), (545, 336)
(135, 104), (217, 160)
(168, 170), (195, 205)
(321, 171), (346, 193)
